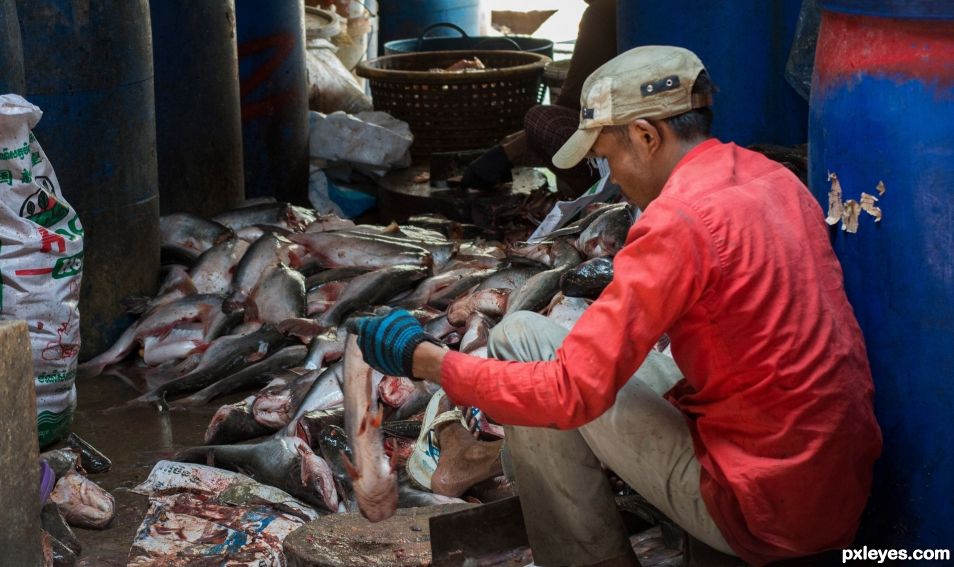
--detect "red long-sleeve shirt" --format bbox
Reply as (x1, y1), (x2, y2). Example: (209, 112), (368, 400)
(441, 139), (882, 565)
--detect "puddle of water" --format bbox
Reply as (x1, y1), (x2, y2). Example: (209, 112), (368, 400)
(58, 370), (228, 566)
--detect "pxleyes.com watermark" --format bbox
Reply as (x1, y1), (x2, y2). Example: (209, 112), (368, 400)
(842, 547), (950, 563)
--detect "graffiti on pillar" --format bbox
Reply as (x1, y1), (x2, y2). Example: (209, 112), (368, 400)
(239, 32), (298, 121)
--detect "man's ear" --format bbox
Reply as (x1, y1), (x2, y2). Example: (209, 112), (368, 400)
(629, 119), (662, 155)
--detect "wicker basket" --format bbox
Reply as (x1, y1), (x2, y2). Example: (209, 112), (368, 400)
(356, 50), (550, 160)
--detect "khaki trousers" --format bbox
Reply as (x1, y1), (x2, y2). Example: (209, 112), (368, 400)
(488, 312), (735, 566)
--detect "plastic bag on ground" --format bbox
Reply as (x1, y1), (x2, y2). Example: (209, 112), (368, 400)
(127, 493), (306, 567)
(0, 94), (84, 447)
(128, 461), (319, 566)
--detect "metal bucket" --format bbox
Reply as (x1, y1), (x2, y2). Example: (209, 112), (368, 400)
(234, 0), (309, 204)
(617, 0), (808, 146)
(384, 22), (554, 58)
(150, 0), (245, 217)
(810, 0), (954, 551)
(17, 0), (160, 359)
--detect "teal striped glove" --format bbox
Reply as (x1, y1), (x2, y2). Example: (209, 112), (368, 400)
(349, 308), (433, 378)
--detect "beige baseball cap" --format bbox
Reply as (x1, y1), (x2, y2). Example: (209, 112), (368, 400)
(552, 45), (713, 169)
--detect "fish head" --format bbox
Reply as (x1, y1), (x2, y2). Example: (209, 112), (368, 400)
(293, 438), (340, 512)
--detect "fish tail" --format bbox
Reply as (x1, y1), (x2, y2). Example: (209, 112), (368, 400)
(120, 295), (153, 315)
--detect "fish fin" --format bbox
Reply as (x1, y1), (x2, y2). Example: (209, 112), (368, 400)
(341, 450), (360, 481)
(198, 303), (221, 339)
(222, 297), (245, 314)
(370, 407), (384, 428)
(189, 340), (210, 355)
(358, 405), (384, 436)
(299, 460), (314, 489)
(177, 274), (199, 296)
(148, 323), (177, 341)
(277, 318), (322, 343)
(120, 295), (153, 315)
(295, 421), (312, 446)
(76, 361), (107, 380)
(287, 246), (305, 269)
(158, 267), (198, 297)
(388, 447), (401, 473)
(213, 229), (235, 246)
(244, 298), (261, 323)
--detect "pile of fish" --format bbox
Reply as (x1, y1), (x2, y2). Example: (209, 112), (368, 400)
(80, 199), (637, 528)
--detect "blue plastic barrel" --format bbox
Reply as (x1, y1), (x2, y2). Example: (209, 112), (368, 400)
(234, 0), (309, 204)
(378, 0), (481, 46)
(17, 0), (160, 359)
(810, 0), (954, 551)
(617, 0), (808, 146)
(0, 0), (24, 94)
(150, 0), (245, 217)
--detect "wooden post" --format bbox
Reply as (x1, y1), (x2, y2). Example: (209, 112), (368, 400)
(0, 320), (43, 564)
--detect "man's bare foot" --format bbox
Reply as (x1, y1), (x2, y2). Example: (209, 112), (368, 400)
(430, 421), (503, 497)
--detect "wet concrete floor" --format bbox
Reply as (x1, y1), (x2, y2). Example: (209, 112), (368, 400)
(63, 370), (223, 566)
(58, 371), (691, 566)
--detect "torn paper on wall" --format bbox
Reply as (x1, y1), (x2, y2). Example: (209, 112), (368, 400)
(841, 199), (861, 233)
(826, 172), (843, 226)
(859, 192), (882, 222)
(827, 173), (886, 233)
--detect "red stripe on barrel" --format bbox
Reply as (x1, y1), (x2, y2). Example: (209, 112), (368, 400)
(814, 12), (954, 93)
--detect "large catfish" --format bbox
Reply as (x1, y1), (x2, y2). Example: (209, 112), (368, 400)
(342, 335), (397, 522)
(174, 435), (338, 512)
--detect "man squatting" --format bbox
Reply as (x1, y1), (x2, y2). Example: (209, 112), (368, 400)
(352, 46), (882, 567)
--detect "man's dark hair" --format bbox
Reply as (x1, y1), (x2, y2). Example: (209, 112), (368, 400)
(663, 71), (715, 141)
(606, 71), (715, 144)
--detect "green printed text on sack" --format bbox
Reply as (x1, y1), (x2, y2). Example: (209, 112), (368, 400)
(0, 142), (31, 160)
(37, 370), (76, 384)
(52, 251), (83, 279)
